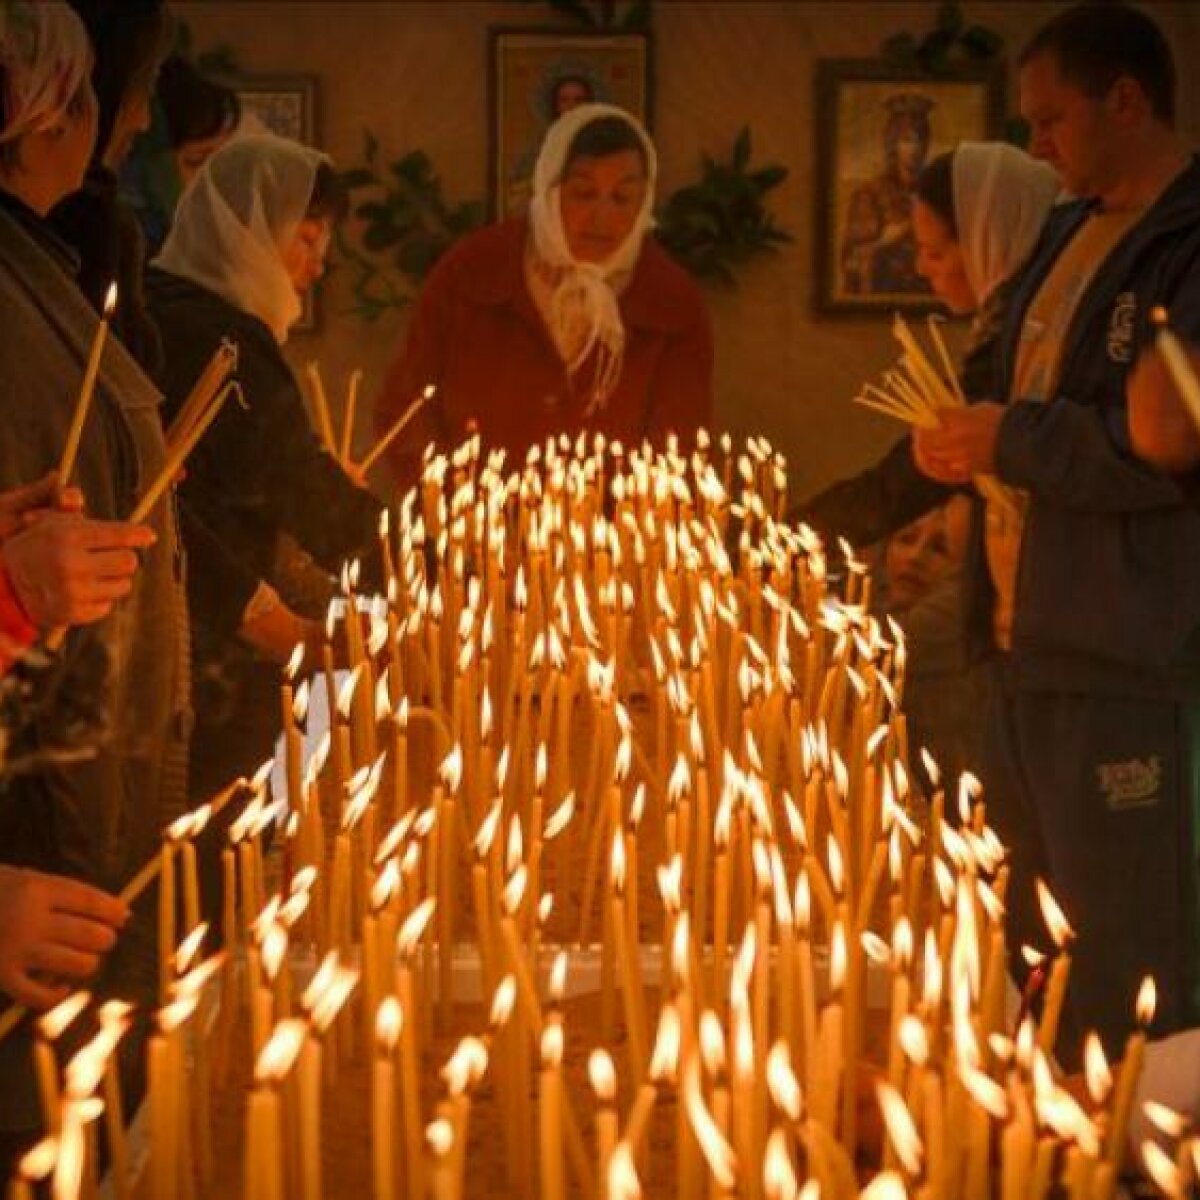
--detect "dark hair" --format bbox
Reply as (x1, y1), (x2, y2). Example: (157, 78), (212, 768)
(306, 161), (348, 223)
(562, 115), (647, 176)
(156, 54), (239, 149)
(915, 152), (957, 237)
(66, 0), (173, 164)
(1019, 2), (1175, 125)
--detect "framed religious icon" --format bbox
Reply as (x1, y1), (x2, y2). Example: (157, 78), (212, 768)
(489, 28), (653, 220)
(235, 74), (321, 331)
(814, 60), (1004, 314)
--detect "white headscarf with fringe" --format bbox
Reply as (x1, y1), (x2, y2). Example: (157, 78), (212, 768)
(0, 0), (91, 147)
(527, 102), (656, 413)
(155, 132), (328, 344)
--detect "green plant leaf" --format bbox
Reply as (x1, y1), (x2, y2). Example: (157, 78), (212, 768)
(621, 0), (652, 31)
(881, 31), (918, 67)
(732, 127), (752, 172)
(960, 24), (1003, 60)
(936, 2), (963, 35)
(750, 165), (788, 191)
(548, 0), (598, 27)
(339, 168), (378, 191)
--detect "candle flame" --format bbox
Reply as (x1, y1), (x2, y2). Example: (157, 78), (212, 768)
(829, 921), (847, 993)
(1143, 1100), (1189, 1140)
(859, 1172), (908, 1200)
(398, 898), (436, 956)
(375, 996), (403, 1053)
(898, 1016), (929, 1067)
(766, 1041), (803, 1121)
(173, 923), (209, 976)
(17, 1137), (57, 1182)
(682, 1058), (737, 1189)
(39, 992), (91, 1042)
(1083, 1033), (1112, 1104)
(543, 792), (575, 841)
(1141, 1139), (1182, 1197)
(876, 1081), (923, 1175)
(489, 976), (516, 1028)
(540, 1020), (564, 1068)
(588, 1048), (616, 1101)
(260, 922), (288, 982)
(1036, 878), (1074, 948)
(426, 1117), (454, 1157)
(699, 1010), (727, 1077)
(254, 1018), (306, 1084)
(606, 1142), (642, 1200)
(610, 831), (627, 893)
(502, 866), (527, 917)
(1136, 975), (1157, 1026)
(648, 1002), (681, 1083)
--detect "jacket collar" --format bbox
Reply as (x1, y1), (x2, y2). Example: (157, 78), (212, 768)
(463, 217), (691, 335)
(999, 155), (1200, 398)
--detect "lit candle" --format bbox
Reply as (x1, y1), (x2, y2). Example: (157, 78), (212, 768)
(59, 282), (117, 483)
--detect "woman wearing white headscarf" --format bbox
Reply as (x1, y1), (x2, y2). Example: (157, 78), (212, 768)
(798, 142), (1061, 545)
(147, 133), (382, 801)
(0, 0), (192, 1157)
(374, 103), (714, 485)
(798, 141), (1061, 990)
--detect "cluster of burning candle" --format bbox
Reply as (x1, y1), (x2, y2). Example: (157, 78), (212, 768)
(9, 429), (1195, 1199)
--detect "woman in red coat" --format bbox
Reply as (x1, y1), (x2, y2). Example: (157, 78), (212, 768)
(373, 104), (714, 486)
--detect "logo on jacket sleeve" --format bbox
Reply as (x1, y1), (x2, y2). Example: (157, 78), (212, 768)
(1107, 292), (1137, 363)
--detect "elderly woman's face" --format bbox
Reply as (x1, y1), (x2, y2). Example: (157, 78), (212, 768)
(558, 149), (647, 264)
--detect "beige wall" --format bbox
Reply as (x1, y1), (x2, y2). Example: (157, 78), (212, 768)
(174, 1), (1200, 499)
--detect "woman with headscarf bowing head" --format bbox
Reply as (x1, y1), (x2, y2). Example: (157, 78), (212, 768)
(797, 142), (1061, 548)
(373, 104), (714, 486)
(795, 140), (1060, 991)
(146, 133), (383, 801)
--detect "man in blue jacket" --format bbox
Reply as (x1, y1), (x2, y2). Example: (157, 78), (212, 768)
(915, 1), (1200, 1060)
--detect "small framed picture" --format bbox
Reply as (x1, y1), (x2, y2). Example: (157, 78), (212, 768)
(489, 28), (653, 220)
(814, 60), (1004, 313)
(235, 74), (321, 331)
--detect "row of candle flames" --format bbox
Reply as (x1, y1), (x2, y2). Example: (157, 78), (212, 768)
(11, 429), (1192, 1200)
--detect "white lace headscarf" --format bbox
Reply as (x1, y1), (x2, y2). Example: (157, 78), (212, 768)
(154, 133), (329, 343)
(0, 0), (91, 146)
(951, 141), (1061, 309)
(527, 103), (656, 412)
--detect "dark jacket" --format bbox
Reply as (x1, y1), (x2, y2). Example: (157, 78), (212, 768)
(993, 157), (1200, 698)
(49, 166), (163, 376)
(146, 267), (382, 788)
(0, 198), (190, 1127)
(146, 267), (383, 601)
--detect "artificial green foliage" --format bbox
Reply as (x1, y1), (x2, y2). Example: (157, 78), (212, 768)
(655, 127), (792, 287)
(336, 131), (486, 323)
(881, 2), (1003, 76)
(544, 0), (651, 31)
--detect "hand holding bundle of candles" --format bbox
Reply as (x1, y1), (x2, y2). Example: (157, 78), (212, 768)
(854, 316), (1019, 518)
(12, 430), (1192, 1199)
